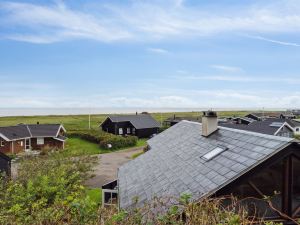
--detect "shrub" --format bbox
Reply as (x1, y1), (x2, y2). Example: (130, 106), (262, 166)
(0, 153), (97, 224)
(99, 135), (137, 150)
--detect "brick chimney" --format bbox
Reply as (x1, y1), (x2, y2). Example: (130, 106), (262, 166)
(202, 111), (218, 137)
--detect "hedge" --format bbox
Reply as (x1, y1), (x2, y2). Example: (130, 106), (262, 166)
(67, 130), (138, 150)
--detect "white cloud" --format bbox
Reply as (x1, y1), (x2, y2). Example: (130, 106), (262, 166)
(2, 1), (300, 43)
(210, 65), (243, 73)
(173, 74), (300, 84)
(147, 48), (169, 54)
(243, 34), (300, 47)
(0, 1), (131, 43)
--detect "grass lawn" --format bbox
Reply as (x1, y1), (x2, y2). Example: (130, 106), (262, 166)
(61, 138), (110, 157)
(136, 138), (147, 147)
(86, 188), (102, 205)
(0, 111), (252, 131)
(61, 137), (148, 157)
(132, 151), (144, 159)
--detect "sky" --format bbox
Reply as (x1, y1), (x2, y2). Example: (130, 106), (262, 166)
(1, 0), (300, 109)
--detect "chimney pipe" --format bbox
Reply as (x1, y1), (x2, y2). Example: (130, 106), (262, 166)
(202, 111), (218, 137)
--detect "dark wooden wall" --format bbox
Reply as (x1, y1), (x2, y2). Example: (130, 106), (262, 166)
(31, 137), (64, 150)
(0, 153), (11, 175)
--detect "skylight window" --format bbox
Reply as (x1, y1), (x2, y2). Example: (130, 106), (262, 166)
(202, 146), (227, 161)
(269, 122), (283, 128)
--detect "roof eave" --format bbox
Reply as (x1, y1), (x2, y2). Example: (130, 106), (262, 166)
(0, 133), (10, 141)
(200, 140), (295, 201)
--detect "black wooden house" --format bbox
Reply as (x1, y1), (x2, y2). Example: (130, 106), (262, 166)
(100, 114), (160, 138)
(0, 152), (11, 176)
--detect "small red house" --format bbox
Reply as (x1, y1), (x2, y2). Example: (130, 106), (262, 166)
(0, 124), (66, 154)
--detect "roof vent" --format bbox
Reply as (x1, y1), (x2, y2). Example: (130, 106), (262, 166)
(202, 111), (218, 137)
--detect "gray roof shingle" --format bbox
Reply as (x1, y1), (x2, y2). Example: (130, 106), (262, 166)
(108, 114), (160, 129)
(0, 125), (31, 140)
(220, 118), (297, 135)
(27, 124), (62, 137)
(118, 120), (294, 209)
(0, 124), (64, 140)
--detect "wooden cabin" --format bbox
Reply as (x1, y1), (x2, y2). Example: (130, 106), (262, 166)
(0, 124), (67, 154)
(101, 114), (160, 138)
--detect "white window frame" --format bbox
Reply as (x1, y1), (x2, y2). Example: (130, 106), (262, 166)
(37, 137), (44, 145)
(132, 128), (136, 135)
(127, 128), (131, 134)
(118, 128), (123, 135)
(20, 141), (23, 147)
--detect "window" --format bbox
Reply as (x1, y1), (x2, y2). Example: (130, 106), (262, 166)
(202, 146), (227, 161)
(132, 128), (136, 135)
(0, 140), (4, 147)
(127, 128), (131, 134)
(20, 141), (23, 146)
(118, 128), (123, 135)
(37, 137), (44, 145)
(296, 128), (300, 132)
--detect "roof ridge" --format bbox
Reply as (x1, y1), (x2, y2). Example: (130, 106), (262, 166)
(181, 120), (294, 142)
(220, 126), (294, 142)
(26, 125), (32, 137)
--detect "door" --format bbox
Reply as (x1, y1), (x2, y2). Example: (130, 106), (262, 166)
(25, 138), (31, 151)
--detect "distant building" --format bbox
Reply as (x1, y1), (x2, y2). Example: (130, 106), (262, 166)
(163, 115), (201, 127)
(245, 112), (296, 121)
(0, 124), (67, 154)
(101, 114), (160, 138)
(291, 109), (300, 116)
(220, 118), (300, 138)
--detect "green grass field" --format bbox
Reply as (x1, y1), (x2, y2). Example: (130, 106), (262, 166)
(61, 137), (147, 157)
(0, 111), (251, 131)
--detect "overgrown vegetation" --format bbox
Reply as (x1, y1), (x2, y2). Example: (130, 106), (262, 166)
(0, 153), (98, 224)
(68, 130), (138, 150)
(99, 195), (285, 225)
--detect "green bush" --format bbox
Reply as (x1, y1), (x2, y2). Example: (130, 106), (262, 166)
(99, 135), (137, 150)
(68, 129), (138, 150)
(0, 154), (98, 224)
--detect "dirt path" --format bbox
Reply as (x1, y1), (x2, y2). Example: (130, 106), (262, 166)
(85, 146), (144, 188)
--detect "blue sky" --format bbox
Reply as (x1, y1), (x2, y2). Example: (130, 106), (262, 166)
(1, 0), (300, 109)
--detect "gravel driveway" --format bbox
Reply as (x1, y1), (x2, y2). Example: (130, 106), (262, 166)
(85, 147), (143, 188)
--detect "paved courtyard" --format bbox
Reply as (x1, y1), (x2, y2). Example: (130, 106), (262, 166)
(85, 147), (143, 188)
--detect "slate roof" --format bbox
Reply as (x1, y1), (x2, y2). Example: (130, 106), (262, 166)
(27, 124), (63, 137)
(118, 120), (294, 209)
(107, 114), (160, 129)
(0, 125), (31, 140)
(0, 124), (65, 141)
(220, 118), (296, 135)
